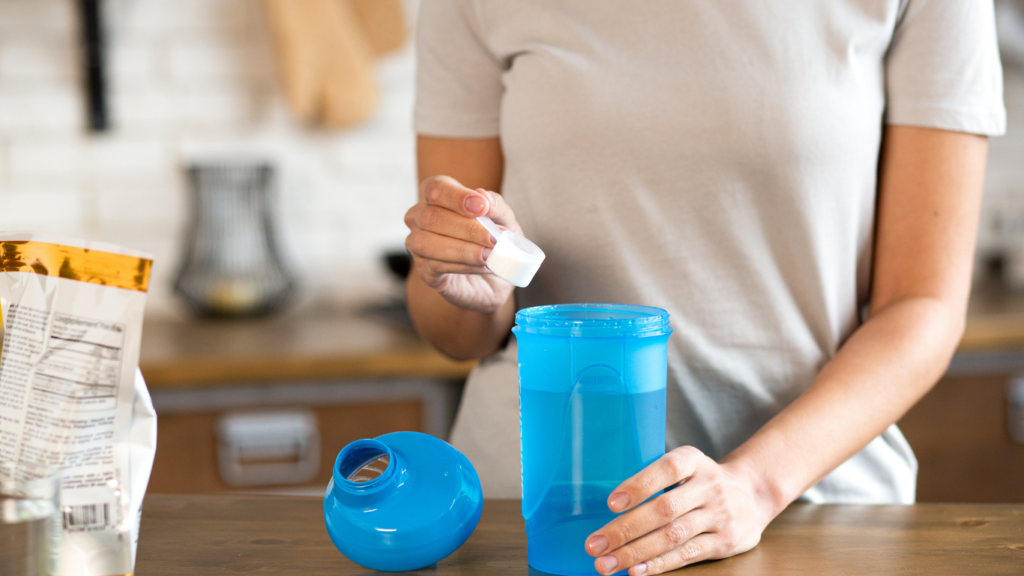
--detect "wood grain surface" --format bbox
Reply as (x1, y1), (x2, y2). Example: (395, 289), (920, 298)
(134, 495), (1024, 575)
(147, 401), (423, 494)
(899, 373), (1024, 503)
(139, 306), (475, 388)
(961, 282), (1024, 351)
(138, 283), (1024, 390)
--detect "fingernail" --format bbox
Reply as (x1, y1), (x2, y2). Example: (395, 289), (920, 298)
(633, 562), (648, 575)
(481, 248), (492, 261)
(609, 492), (630, 512)
(597, 555), (618, 574)
(465, 196), (486, 214)
(586, 534), (608, 556)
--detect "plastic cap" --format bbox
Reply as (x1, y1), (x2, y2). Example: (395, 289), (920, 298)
(476, 216), (545, 288)
(514, 303), (673, 337)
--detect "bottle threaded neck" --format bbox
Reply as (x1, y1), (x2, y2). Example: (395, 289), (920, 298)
(514, 303), (672, 337)
(333, 439), (396, 497)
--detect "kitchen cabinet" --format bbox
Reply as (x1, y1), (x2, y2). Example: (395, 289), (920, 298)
(140, 304), (475, 494)
(899, 373), (1024, 502)
(898, 283), (1024, 503)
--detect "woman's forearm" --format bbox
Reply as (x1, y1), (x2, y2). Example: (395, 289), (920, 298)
(406, 272), (516, 360)
(407, 135), (512, 360)
(721, 295), (963, 514)
(723, 126), (988, 514)
(587, 293), (971, 575)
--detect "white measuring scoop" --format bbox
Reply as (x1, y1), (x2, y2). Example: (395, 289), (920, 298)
(476, 215), (545, 287)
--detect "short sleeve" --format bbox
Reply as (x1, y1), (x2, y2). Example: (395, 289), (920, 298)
(414, 0), (504, 138)
(885, 0), (1006, 135)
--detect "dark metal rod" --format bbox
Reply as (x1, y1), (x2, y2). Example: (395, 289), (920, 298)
(79, 0), (107, 132)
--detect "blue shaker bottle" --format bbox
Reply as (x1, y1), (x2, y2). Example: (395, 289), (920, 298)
(515, 304), (671, 576)
(323, 431), (483, 572)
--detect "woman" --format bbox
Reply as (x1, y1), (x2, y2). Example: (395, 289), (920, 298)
(404, 1), (1004, 574)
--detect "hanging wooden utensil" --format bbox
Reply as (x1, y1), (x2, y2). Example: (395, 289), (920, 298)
(349, 0), (407, 56)
(264, 0), (404, 129)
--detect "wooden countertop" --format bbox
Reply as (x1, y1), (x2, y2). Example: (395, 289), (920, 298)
(961, 282), (1024, 351)
(139, 303), (476, 389)
(135, 495), (1024, 575)
(137, 281), (1024, 390)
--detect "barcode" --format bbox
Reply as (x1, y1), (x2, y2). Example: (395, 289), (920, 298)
(63, 503), (110, 530)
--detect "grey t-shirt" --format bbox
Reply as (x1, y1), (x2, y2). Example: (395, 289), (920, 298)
(415, 0), (1006, 501)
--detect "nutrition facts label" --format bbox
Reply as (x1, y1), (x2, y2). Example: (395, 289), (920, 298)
(33, 314), (125, 412)
(0, 306), (126, 467)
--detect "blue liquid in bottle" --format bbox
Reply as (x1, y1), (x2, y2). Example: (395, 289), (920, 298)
(515, 304), (671, 576)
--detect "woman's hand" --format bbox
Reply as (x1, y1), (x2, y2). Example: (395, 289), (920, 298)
(404, 175), (522, 313)
(584, 447), (776, 575)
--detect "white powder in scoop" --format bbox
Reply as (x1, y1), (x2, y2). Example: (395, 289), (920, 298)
(485, 230), (545, 288)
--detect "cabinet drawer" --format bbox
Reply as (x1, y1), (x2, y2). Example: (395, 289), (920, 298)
(899, 373), (1024, 502)
(149, 400), (423, 494)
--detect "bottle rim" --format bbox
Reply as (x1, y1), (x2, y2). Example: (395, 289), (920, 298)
(513, 303), (672, 338)
(333, 438), (396, 493)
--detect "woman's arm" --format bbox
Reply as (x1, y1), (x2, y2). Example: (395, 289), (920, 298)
(585, 125), (988, 576)
(405, 135), (518, 360)
(723, 125), (987, 510)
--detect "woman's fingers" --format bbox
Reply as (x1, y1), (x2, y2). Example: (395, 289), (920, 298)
(415, 205), (493, 246)
(582, 449), (770, 576)
(610, 447), (705, 513)
(477, 188), (521, 233)
(585, 447), (708, 560)
(407, 230), (490, 267)
(636, 533), (723, 575)
(420, 175), (491, 218)
(407, 177), (499, 249)
(404, 174), (520, 311)
(593, 509), (711, 576)
(587, 481), (705, 562)
(417, 260), (490, 279)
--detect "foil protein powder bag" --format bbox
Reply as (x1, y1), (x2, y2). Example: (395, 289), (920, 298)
(0, 233), (157, 576)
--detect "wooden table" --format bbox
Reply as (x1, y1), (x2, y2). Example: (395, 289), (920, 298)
(135, 495), (1024, 575)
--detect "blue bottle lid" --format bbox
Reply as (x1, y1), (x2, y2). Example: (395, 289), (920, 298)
(324, 432), (483, 572)
(514, 303), (672, 338)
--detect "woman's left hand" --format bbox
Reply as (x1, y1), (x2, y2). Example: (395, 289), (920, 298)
(584, 446), (776, 575)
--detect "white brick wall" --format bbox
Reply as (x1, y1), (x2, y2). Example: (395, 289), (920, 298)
(0, 89), (83, 134)
(4, 0), (1019, 316)
(0, 39), (77, 83)
(0, 0), (419, 317)
(0, 0), (75, 35)
(0, 185), (86, 237)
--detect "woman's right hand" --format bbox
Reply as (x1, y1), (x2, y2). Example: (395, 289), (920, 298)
(404, 175), (522, 313)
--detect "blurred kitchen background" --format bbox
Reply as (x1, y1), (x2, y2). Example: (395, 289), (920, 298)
(1, 0), (1023, 501)
(0, 0), (415, 314)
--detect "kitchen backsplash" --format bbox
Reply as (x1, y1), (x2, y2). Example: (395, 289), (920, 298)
(0, 0), (1022, 318)
(0, 0), (418, 317)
